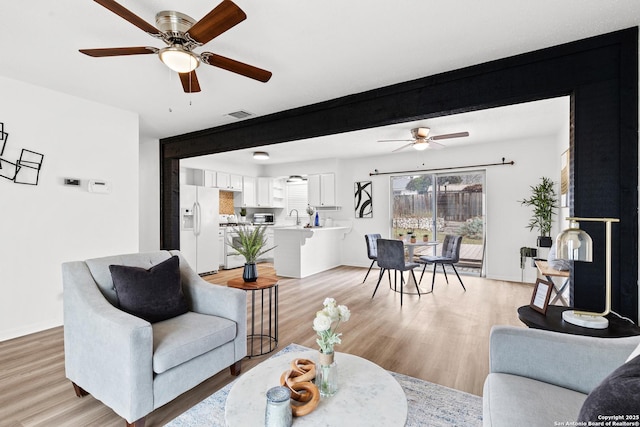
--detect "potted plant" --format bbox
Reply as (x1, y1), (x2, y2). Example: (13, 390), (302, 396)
(422, 234), (430, 242)
(239, 207), (247, 223)
(519, 177), (558, 248)
(226, 225), (276, 282)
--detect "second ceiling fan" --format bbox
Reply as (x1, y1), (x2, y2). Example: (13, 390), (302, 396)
(379, 127), (469, 152)
(79, 0), (272, 93)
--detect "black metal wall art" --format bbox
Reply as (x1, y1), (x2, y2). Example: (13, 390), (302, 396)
(354, 181), (372, 218)
(0, 122), (44, 185)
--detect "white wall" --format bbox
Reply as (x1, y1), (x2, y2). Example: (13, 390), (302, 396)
(0, 76), (139, 341)
(336, 137), (562, 283)
(139, 136), (160, 251)
(206, 134), (565, 283)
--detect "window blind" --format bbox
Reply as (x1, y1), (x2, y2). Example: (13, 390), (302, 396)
(286, 182), (308, 216)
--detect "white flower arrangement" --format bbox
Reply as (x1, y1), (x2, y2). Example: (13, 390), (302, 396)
(306, 205), (315, 216)
(312, 298), (350, 354)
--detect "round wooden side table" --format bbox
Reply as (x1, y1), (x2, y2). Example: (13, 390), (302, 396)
(228, 276), (279, 357)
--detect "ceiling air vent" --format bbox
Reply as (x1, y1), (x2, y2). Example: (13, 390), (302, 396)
(227, 110), (253, 119)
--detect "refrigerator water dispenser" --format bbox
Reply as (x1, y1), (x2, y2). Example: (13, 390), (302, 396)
(181, 208), (194, 230)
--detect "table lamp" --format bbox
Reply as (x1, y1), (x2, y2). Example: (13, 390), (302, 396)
(555, 217), (619, 329)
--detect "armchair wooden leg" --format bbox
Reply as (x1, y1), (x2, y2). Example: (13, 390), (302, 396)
(230, 360), (242, 376)
(72, 382), (88, 397)
(126, 417), (145, 427)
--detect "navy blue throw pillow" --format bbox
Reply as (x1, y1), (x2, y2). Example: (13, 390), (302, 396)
(109, 255), (188, 323)
(578, 355), (640, 422)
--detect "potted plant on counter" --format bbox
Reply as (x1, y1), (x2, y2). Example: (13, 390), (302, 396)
(226, 225), (276, 282)
(239, 207), (247, 223)
(519, 177), (558, 248)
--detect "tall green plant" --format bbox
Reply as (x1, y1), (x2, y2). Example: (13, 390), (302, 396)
(226, 225), (276, 264)
(519, 177), (558, 237)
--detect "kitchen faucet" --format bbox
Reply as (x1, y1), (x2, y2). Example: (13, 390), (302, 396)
(289, 209), (300, 225)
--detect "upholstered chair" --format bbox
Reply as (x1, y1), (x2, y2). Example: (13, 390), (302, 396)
(372, 238), (421, 305)
(362, 233), (382, 283)
(419, 234), (466, 292)
(62, 250), (247, 427)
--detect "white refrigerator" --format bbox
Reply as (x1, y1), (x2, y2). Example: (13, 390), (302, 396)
(180, 185), (220, 275)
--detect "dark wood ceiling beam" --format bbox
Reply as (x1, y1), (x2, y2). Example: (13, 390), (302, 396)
(160, 27), (638, 321)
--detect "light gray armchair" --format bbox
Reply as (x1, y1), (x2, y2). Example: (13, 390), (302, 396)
(483, 325), (640, 426)
(63, 250), (247, 427)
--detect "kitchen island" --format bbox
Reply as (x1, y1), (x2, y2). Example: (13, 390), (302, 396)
(273, 226), (350, 278)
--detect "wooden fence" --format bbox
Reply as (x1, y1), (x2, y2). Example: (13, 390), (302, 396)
(394, 192), (483, 221)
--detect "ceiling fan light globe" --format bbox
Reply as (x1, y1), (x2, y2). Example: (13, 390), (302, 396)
(159, 47), (199, 73)
(413, 142), (428, 151)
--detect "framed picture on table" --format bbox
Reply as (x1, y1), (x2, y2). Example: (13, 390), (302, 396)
(530, 278), (553, 314)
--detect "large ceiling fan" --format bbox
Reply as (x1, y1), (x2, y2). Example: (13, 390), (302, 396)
(378, 127), (469, 152)
(79, 0), (272, 93)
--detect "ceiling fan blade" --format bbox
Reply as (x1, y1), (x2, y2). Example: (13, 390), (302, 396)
(179, 71), (202, 93)
(201, 52), (272, 82)
(428, 140), (445, 149)
(186, 0), (247, 45)
(431, 131), (469, 140)
(79, 47), (155, 57)
(392, 143), (414, 153)
(377, 139), (413, 143)
(94, 0), (160, 35)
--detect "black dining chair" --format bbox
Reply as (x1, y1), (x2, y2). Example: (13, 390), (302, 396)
(418, 234), (466, 292)
(372, 238), (421, 305)
(362, 233), (382, 283)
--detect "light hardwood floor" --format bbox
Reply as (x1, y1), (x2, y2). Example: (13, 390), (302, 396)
(0, 264), (532, 427)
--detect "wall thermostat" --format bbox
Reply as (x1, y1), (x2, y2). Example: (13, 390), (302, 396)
(88, 179), (111, 194)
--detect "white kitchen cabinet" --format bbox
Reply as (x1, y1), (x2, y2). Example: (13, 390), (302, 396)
(308, 173), (336, 207)
(216, 172), (242, 191)
(229, 174), (243, 191)
(203, 170), (216, 187)
(257, 177), (273, 207)
(216, 172), (229, 189)
(259, 227), (275, 261)
(238, 176), (256, 207)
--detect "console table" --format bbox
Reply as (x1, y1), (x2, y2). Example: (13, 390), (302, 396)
(228, 276), (279, 357)
(518, 305), (640, 338)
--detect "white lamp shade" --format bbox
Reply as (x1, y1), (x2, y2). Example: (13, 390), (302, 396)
(413, 141), (428, 151)
(159, 47), (199, 73)
(556, 221), (593, 262)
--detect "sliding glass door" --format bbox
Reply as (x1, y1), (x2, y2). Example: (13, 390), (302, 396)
(391, 171), (485, 275)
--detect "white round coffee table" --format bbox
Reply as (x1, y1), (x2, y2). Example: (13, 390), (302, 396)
(225, 349), (407, 426)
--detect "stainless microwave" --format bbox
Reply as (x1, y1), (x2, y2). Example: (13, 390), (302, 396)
(253, 213), (274, 224)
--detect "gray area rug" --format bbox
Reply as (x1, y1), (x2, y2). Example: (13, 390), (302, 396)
(166, 344), (483, 426)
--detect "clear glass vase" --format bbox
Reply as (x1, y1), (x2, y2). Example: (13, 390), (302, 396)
(317, 351), (338, 397)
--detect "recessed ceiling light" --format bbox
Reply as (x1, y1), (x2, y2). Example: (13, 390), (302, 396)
(253, 151), (269, 160)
